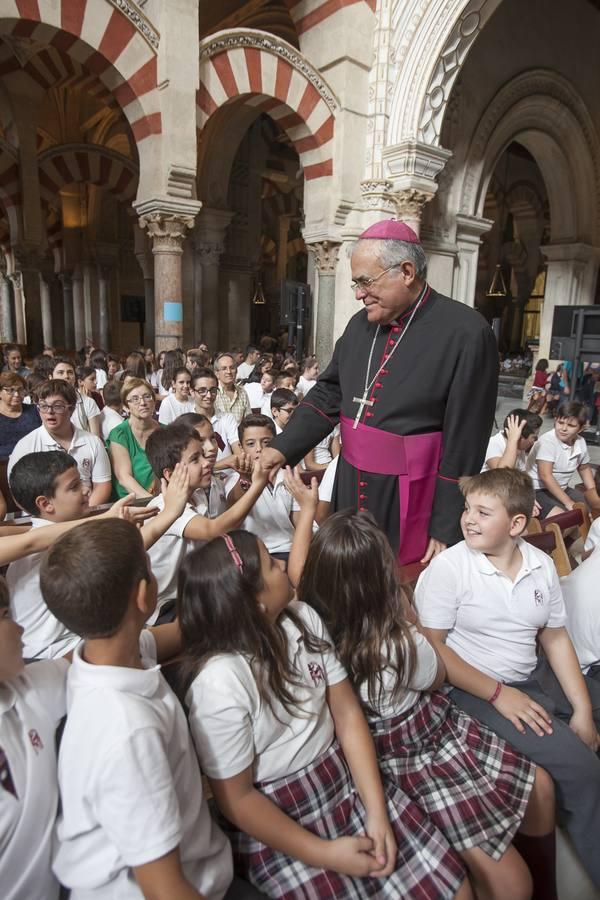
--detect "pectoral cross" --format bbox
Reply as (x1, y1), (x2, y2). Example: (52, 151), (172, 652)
(352, 392), (374, 429)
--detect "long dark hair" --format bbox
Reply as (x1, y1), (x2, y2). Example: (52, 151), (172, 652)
(297, 510), (416, 715)
(177, 530), (328, 717)
(160, 349), (185, 392)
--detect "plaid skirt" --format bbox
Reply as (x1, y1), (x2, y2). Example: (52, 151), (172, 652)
(225, 740), (465, 899)
(370, 691), (536, 860)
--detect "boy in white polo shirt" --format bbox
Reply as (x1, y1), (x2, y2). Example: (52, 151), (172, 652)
(237, 414), (306, 561)
(526, 400), (595, 517)
(144, 422), (267, 623)
(39, 518), (243, 900)
(415, 467), (600, 889)
(481, 409), (541, 473)
(8, 379), (111, 507)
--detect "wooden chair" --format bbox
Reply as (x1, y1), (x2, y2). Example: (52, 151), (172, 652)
(523, 528), (571, 576)
(543, 503), (591, 545)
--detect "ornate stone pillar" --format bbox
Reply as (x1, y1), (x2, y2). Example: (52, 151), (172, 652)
(454, 214), (495, 307)
(381, 141), (452, 235)
(13, 247), (43, 353)
(391, 189), (435, 237)
(60, 273), (74, 349)
(82, 261), (95, 345)
(194, 208), (234, 351)
(97, 265), (110, 350)
(540, 243), (599, 360)
(308, 241), (341, 368)
(138, 212), (195, 351)
(0, 273), (14, 342)
(72, 265), (85, 350)
(8, 272), (26, 345)
(39, 273), (53, 350)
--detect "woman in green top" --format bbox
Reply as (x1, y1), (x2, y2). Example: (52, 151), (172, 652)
(106, 378), (161, 498)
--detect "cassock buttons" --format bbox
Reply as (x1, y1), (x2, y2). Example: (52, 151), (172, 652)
(359, 494), (367, 501)
(366, 411), (374, 418)
(392, 326), (400, 333)
(359, 481), (367, 487)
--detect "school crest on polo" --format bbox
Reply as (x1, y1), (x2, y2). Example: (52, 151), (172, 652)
(307, 662), (325, 686)
(533, 589), (544, 607)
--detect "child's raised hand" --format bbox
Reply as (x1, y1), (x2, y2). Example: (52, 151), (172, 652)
(103, 494), (159, 525)
(325, 835), (380, 877)
(251, 458), (269, 487)
(233, 451), (253, 478)
(161, 462), (189, 518)
(283, 466), (318, 512)
(492, 685), (553, 737)
(505, 414), (526, 445)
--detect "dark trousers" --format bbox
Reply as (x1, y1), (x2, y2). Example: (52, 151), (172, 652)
(450, 667), (600, 888)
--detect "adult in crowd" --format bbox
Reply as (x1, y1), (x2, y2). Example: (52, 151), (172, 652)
(0, 373), (41, 459)
(52, 357), (102, 439)
(236, 344), (260, 381)
(261, 219), (498, 564)
(106, 378), (160, 498)
(213, 352), (251, 424)
(2, 344), (29, 377)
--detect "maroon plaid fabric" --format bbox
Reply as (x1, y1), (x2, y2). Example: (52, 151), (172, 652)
(225, 741), (465, 898)
(370, 691), (536, 860)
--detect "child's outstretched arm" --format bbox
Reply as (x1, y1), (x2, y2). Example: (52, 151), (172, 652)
(209, 765), (379, 879)
(577, 463), (596, 492)
(327, 678), (397, 877)
(539, 625), (599, 750)
(133, 847), (206, 899)
(141, 463), (190, 550)
(284, 466), (318, 587)
(183, 461), (268, 542)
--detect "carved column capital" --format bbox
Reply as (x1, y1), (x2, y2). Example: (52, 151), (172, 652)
(391, 188), (435, 223)
(195, 241), (225, 267)
(307, 240), (341, 275)
(360, 180), (397, 216)
(9, 271), (23, 291)
(139, 212), (195, 255)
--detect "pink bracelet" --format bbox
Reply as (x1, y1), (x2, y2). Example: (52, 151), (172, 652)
(488, 681), (503, 704)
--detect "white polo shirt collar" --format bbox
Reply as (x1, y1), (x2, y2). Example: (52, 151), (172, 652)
(39, 424), (86, 454)
(0, 682), (17, 714)
(470, 538), (542, 584)
(69, 641), (161, 700)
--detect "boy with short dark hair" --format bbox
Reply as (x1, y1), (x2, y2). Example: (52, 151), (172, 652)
(482, 409), (542, 472)
(526, 400), (595, 517)
(40, 519), (236, 900)
(415, 467), (600, 889)
(270, 388), (298, 433)
(144, 422), (267, 621)
(100, 380), (124, 441)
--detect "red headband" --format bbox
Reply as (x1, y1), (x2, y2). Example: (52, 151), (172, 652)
(222, 533), (243, 573)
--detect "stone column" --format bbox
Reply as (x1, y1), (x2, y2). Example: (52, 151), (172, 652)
(60, 274), (74, 349)
(0, 273), (14, 342)
(194, 208), (234, 351)
(72, 266), (85, 350)
(454, 214), (495, 307)
(134, 225), (155, 350)
(39, 273), (53, 349)
(9, 272), (26, 345)
(82, 261), (94, 345)
(13, 248), (43, 353)
(97, 265), (110, 350)
(138, 212), (195, 351)
(539, 243), (598, 360)
(308, 241), (341, 368)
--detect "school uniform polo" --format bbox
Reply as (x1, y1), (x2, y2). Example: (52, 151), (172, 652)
(144, 495), (199, 622)
(187, 601), (347, 783)
(211, 411), (239, 461)
(481, 431), (531, 472)
(192, 476), (237, 519)
(296, 376), (316, 397)
(561, 548), (600, 673)
(241, 469), (300, 554)
(157, 393), (195, 425)
(0, 659), (68, 900)
(318, 455), (339, 503)
(71, 393), (101, 433)
(7, 424), (111, 490)
(6, 519), (80, 660)
(359, 627), (439, 719)
(244, 382), (268, 409)
(527, 429), (590, 490)
(584, 516), (600, 553)
(54, 633), (233, 900)
(414, 539), (566, 683)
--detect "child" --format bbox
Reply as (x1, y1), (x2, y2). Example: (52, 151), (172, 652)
(158, 366), (195, 424)
(52, 356), (102, 438)
(7, 451), (189, 660)
(288, 474), (554, 899)
(269, 387), (298, 433)
(481, 410), (541, 473)
(177, 531), (470, 899)
(39, 519), (237, 900)
(8, 379), (112, 507)
(527, 359), (549, 414)
(177, 414), (241, 517)
(526, 400), (595, 517)
(297, 355), (319, 398)
(415, 467), (600, 890)
(143, 422), (268, 622)
(0, 575), (69, 899)
(100, 379), (124, 441)
(561, 546), (600, 679)
(237, 414), (304, 560)
(245, 369), (275, 412)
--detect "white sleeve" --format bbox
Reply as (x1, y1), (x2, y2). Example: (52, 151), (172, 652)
(24, 659), (69, 724)
(544, 559), (568, 628)
(83, 395), (101, 419)
(406, 628), (439, 691)
(294, 602), (347, 686)
(7, 438), (28, 477)
(215, 415), (239, 448)
(414, 553), (461, 631)
(90, 439), (112, 483)
(158, 399), (175, 425)
(187, 663), (256, 779)
(584, 518), (600, 553)
(580, 443), (591, 466)
(534, 434), (558, 464)
(170, 506), (199, 538)
(92, 729), (183, 867)
(319, 456), (339, 503)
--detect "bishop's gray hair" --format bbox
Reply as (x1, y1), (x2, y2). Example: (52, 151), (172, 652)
(355, 237), (428, 280)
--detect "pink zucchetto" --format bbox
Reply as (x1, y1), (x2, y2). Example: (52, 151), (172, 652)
(359, 219), (420, 243)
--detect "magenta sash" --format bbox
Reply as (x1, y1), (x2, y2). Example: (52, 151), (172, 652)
(340, 415), (442, 565)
